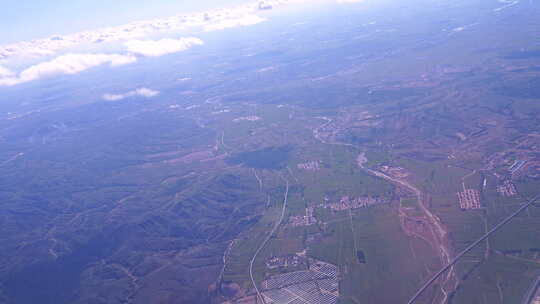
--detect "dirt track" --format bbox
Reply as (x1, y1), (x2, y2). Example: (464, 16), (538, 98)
(357, 155), (456, 304)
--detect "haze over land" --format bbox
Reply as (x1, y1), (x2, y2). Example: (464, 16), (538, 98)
(1, 0), (540, 304)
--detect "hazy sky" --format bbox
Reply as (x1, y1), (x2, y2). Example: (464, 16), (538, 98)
(0, 0), (252, 44)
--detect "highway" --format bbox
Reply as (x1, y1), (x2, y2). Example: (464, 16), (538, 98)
(407, 193), (540, 304)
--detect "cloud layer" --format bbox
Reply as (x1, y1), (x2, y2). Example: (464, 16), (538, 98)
(203, 14), (267, 31)
(0, 66), (13, 77)
(125, 38), (203, 56)
(103, 88), (160, 101)
(0, 0), (346, 87)
(0, 36), (205, 86)
(0, 53), (136, 86)
(0, 0), (303, 62)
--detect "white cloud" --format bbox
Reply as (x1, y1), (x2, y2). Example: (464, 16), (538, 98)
(203, 14), (267, 31)
(125, 38), (203, 57)
(0, 0), (305, 62)
(0, 53), (136, 86)
(0, 37), (202, 86)
(493, 0), (519, 12)
(0, 0), (312, 86)
(103, 88), (160, 101)
(0, 65), (13, 77)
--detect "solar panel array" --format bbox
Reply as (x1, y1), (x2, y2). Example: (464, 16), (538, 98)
(261, 260), (339, 304)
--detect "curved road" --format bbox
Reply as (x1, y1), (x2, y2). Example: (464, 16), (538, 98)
(249, 176), (290, 303)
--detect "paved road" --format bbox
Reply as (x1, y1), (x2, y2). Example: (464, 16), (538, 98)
(521, 275), (540, 304)
(407, 193), (540, 304)
(249, 176), (290, 304)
